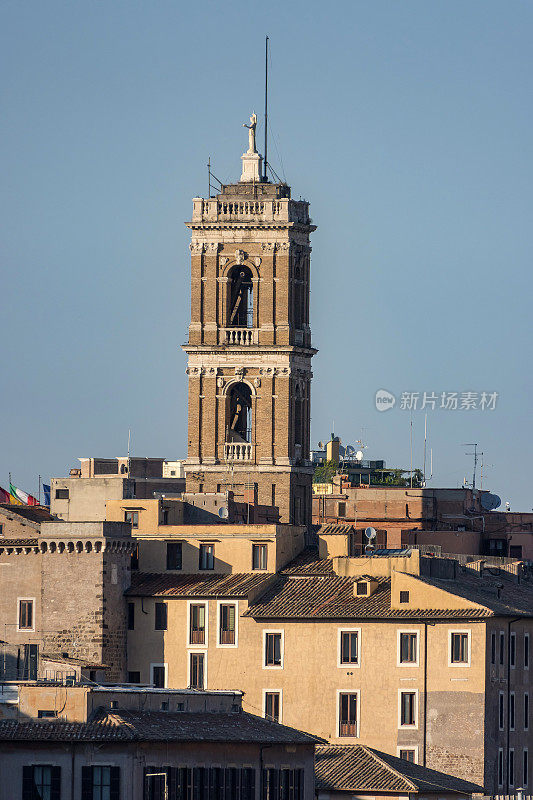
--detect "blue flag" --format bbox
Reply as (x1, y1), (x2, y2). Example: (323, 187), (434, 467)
(43, 484), (51, 507)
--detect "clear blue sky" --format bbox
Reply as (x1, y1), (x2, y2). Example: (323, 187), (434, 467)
(2, 0), (532, 510)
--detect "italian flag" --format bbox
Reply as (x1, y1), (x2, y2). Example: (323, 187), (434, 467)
(9, 482), (38, 506)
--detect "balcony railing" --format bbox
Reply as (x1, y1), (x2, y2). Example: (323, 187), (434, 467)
(339, 722), (358, 737)
(224, 443), (252, 461)
(189, 630), (205, 645)
(224, 328), (257, 346)
(219, 629), (235, 645)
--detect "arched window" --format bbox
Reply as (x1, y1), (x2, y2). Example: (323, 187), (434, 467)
(227, 383), (252, 443)
(228, 266), (253, 328)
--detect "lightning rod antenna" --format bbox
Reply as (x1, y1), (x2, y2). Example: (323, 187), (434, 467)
(264, 35), (269, 182)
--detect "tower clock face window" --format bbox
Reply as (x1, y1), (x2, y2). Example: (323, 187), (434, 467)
(228, 265), (253, 328)
(227, 383), (252, 444)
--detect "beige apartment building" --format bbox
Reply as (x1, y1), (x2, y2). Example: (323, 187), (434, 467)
(125, 540), (533, 794)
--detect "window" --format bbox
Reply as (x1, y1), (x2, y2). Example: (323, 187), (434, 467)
(166, 542), (182, 570)
(128, 671), (140, 683)
(450, 631), (470, 665)
(155, 602), (167, 631)
(338, 692), (358, 737)
(189, 603), (206, 645)
(124, 510), (139, 529)
(491, 632), (496, 665)
(524, 748), (529, 787)
(252, 543), (268, 570)
(509, 748), (515, 788)
(498, 748), (504, 787)
(510, 632), (516, 668)
(189, 652), (205, 689)
(264, 691), (281, 723)
(500, 631), (505, 665)
(264, 632), (283, 668)
(81, 766), (120, 800)
(199, 543), (214, 570)
(127, 602), (135, 630)
(55, 488), (69, 499)
(399, 591), (409, 604)
(18, 599), (34, 631)
(131, 545), (139, 571)
(38, 710), (57, 718)
(23, 766), (61, 800)
(338, 629), (359, 666)
(398, 749), (417, 763)
(525, 692), (529, 731)
(263, 769), (304, 800)
(526, 633), (530, 670)
(150, 664), (167, 688)
(399, 690), (417, 727)
(399, 631), (418, 665)
(218, 603), (237, 646)
(338, 502), (346, 517)
(510, 692), (515, 730)
(499, 691), (505, 730)
(356, 582), (368, 596)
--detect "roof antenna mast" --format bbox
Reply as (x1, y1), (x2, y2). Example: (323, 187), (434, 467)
(264, 35), (269, 182)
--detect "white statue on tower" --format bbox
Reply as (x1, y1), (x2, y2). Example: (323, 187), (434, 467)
(242, 113), (258, 154)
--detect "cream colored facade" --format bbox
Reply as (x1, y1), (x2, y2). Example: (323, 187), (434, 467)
(126, 541), (533, 794)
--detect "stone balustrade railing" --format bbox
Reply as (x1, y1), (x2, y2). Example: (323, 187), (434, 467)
(224, 443), (253, 461)
(224, 328), (257, 346)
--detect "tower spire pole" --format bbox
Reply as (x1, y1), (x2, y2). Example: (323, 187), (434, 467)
(264, 35), (269, 181)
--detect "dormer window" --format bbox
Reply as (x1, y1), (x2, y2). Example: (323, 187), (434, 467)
(356, 582), (368, 596)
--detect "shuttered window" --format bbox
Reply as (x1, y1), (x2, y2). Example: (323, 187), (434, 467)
(23, 766), (61, 800)
(81, 766), (120, 800)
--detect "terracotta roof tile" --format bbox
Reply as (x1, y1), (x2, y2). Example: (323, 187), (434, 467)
(315, 745), (483, 794)
(0, 538), (38, 548)
(126, 572), (271, 598)
(243, 575), (492, 620)
(0, 709), (318, 745)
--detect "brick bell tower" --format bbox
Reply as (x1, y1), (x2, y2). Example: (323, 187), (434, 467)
(183, 116), (316, 526)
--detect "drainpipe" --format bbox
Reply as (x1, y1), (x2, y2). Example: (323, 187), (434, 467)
(423, 622), (430, 767)
(507, 617), (520, 792)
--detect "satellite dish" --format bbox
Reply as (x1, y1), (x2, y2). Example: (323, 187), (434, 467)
(345, 445), (355, 457)
(481, 493), (501, 511)
(365, 526), (377, 541)
(355, 450), (364, 462)
(218, 507), (229, 519)
(318, 441), (324, 449)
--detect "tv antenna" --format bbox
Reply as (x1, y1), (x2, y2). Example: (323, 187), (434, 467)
(462, 443), (481, 491)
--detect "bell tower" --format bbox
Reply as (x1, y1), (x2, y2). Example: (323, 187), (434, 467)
(183, 118), (316, 525)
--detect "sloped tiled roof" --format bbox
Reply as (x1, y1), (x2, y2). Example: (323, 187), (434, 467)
(281, 549), (334, 575)
(243, 574), (492, 620)
(0, 709), (318, 745)
(0, 504), (55, 523)
(126, 572), (271, 598)
(315, 745), (483, 794)
(0, 538), (38, 548)
(414, 570), (533, 618)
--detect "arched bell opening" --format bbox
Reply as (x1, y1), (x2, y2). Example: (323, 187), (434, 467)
(228, 265), (253, 329)
(226, 382), (252, 444)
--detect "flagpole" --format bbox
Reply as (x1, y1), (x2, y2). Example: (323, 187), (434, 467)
(38, 475), (41, 505)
